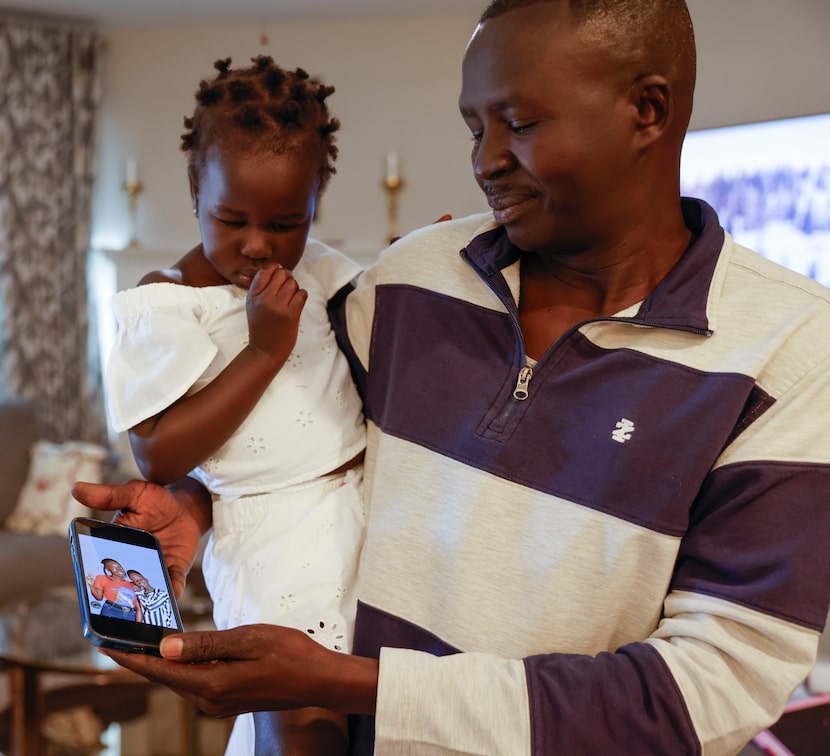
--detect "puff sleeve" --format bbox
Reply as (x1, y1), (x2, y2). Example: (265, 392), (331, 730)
(105, 283), (219, 432)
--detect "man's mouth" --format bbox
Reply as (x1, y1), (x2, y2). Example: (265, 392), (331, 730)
(486, 190), (536, 224)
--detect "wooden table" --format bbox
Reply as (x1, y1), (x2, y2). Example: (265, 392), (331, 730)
(1, 584), (228, 755)
(0, 588), (156, 756)
(0, 654), (155, 755)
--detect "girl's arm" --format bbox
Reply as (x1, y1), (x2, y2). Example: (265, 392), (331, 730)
(88, 576), (104, 601)
(129, 264), (307, 483)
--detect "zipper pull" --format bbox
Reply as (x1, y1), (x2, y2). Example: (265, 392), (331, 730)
(513, 366), (533, 400)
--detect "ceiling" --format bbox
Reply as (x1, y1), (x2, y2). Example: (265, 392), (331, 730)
(3, 0), (486, 27)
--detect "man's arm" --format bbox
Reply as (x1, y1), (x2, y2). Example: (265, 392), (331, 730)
(101, 624), (379, 717)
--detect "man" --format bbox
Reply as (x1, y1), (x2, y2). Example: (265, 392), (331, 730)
(75, 1), (830, 753)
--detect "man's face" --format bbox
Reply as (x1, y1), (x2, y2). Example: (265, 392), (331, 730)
(459, 5), (636, 257)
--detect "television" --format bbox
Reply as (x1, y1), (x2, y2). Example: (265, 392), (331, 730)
(680, 112), (830, 288)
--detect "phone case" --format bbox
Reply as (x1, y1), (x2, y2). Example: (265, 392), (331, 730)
(69, 517), (183, 655)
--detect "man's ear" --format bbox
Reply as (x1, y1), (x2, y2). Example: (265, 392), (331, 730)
(631, 74), (671, 147)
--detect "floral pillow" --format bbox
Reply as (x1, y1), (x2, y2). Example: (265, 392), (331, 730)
(6, 440), (108, 536)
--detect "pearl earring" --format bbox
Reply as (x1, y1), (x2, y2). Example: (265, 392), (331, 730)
(193, 208), (198, 217)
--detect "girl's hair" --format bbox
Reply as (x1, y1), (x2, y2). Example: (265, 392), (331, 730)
(101, 558), (119, 576)
(181, 55), (341, 194)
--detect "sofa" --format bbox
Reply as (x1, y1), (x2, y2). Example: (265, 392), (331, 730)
(0, 400), (85, 607)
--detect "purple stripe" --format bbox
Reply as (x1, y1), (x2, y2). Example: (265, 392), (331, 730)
(367, 285), (759, 536)
(349, 602), (460, 755)
(352, 601), (460, 659)
(525, 643), (699, 755)
(673, 460), (830, 631)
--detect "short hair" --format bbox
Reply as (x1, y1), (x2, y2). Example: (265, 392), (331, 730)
(478, 0), (696, 93)
(181, 55), (341, 195)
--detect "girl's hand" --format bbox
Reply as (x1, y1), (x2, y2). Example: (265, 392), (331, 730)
(86, 574), (94, 587)
(246, 263), (308, 368)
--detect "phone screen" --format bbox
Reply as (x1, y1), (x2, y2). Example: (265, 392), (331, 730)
(70, 517), (183, 654)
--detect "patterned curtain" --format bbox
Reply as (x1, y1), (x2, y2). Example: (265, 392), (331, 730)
(0, 14), (107, 444)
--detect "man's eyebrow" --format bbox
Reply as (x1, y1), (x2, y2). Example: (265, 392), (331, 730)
(459, 100), (511, 117)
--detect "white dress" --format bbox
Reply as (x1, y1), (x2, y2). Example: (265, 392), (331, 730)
(106, 240), (367, 754)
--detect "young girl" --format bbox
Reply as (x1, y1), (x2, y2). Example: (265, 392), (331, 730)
(105, 56), (366, 754)
(86, 558), (142, 621)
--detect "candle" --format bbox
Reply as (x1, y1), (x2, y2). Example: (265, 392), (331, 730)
(126, 158), (138, 185)
(385, 151), (399, 183)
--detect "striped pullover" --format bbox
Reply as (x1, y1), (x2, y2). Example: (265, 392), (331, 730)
(332, 199), (830, 755)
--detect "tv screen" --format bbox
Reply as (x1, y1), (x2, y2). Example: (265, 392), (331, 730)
(680, 112), (830, 288)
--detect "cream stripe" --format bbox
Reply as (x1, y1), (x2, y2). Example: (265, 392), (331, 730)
(359, 433), (679, 657)
(650, 591), (819, 755)
(375, 648), (530, 756)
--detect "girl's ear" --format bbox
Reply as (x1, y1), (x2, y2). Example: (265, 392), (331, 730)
(188, 166), (199, 216)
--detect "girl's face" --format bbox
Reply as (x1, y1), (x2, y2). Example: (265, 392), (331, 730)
(191, 143), (321, 288)
(130, 572), (150, 590)
(104, 560), (126, 578)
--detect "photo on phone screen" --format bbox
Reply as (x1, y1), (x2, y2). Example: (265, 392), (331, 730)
(69, 517), (183, 654)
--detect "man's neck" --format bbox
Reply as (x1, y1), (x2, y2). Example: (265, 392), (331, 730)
(517, 225), (694, 359)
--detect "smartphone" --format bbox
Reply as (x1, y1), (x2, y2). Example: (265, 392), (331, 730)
(69, 516), (183, 655)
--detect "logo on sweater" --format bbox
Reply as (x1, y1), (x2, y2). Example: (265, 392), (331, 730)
(611, 418), (635, 444)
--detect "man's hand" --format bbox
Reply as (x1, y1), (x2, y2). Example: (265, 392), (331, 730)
(72, 477), (209, 597)
(103, 624), (379, 718)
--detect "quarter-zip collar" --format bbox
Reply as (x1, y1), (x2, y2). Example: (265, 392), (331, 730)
(461, 198), (726, 335)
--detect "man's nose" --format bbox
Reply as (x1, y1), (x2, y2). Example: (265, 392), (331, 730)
(473, 128), (515, 181)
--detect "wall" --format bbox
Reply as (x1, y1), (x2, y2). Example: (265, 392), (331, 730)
(91, 14), (483, 266)
(90, 0), (830, 266)
(688, 0), (830, 130)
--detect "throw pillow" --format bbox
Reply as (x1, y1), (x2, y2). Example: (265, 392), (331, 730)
(6, 440), (108, 536)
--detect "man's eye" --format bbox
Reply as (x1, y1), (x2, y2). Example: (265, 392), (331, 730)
(509, 122), (535, 134)
(218, 218), (244, 228)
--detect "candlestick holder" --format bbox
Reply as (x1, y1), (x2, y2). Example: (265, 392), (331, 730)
(122, 180), (143, 248)
(383, 175), (404, 245)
